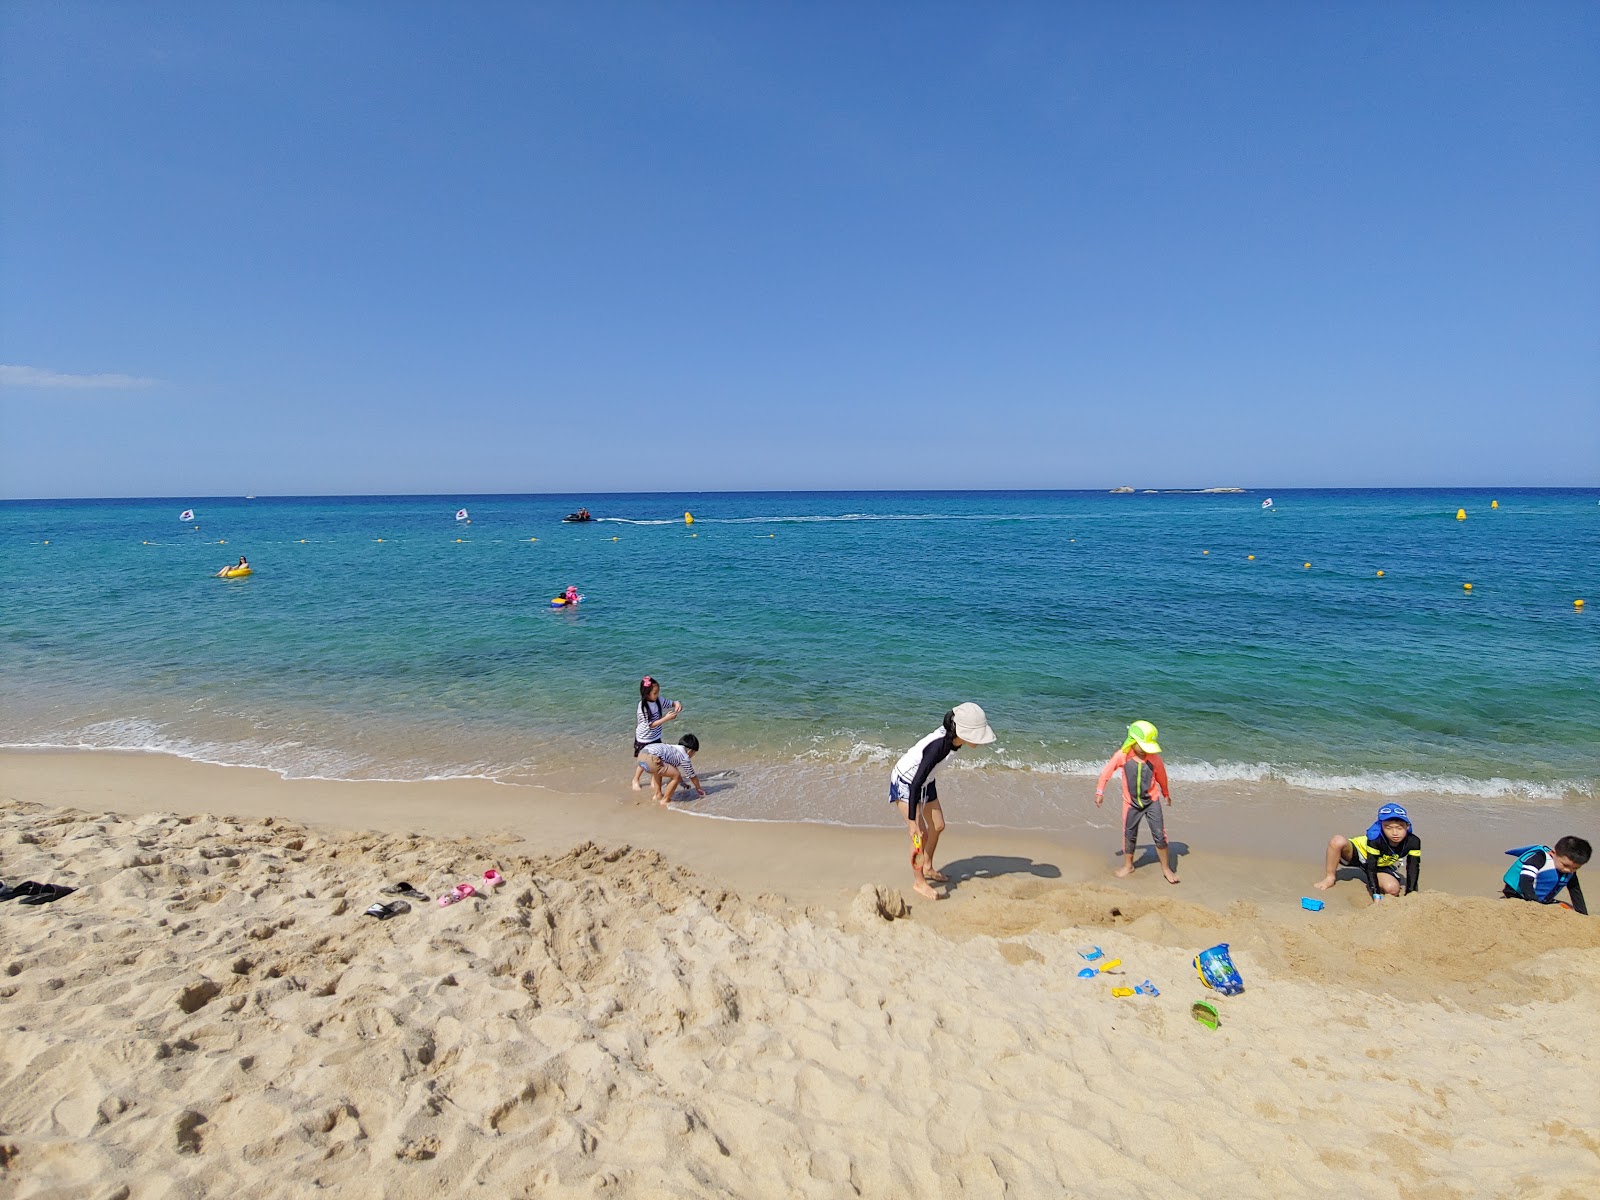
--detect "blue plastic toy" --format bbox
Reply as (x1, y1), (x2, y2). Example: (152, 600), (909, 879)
(1134, 980), (1160, 996)
(1194, 943), (1245, 996)
(1300, 897), (1325, 911)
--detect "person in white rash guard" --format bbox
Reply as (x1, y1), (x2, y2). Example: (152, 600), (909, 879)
(888, 703), (996, 901)
(642, 735), (703, 805)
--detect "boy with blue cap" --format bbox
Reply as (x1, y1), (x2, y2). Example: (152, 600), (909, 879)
(1314, 803), (1421, 899)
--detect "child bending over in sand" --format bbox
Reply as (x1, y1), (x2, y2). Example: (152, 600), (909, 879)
(889, 703), (996, 901)
(643, 735), (704, 805)
(1095, 721), (1179, 884)
(1314, 803), (1421, 900)
(1502, 837), (1589, 914)
(631, 675), (682, 790)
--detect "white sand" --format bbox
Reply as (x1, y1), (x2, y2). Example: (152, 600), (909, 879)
(1, 759), (1598, 1198)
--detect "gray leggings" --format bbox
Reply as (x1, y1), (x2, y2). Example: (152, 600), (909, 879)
(1123, 801), (1167, 854)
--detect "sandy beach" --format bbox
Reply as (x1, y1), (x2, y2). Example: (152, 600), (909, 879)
(2, 751), (1596, 1199)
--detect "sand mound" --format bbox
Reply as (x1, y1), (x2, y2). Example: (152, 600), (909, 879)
(2, 800), (1596, 1199)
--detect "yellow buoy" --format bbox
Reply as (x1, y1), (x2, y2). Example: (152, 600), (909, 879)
(299, 539), (306, 544)
(376, 538), (385, 543)
(1491, 500), (1498, 509)
(1456, 508), (1467, 521)
(769, 533), (775, 538)
(454, 538), (464, 543)
(612, 536), (619, 542)
(219, 539), (226, 544)
(1247, 554), (1255, 560)
(691, 532), (698, 538)
(529, 537), (537, 542)
(1202, 550), (1209, 555)
(684, 512), (694, 525)
(43, 540), (50, 545)
(1574, 599), (1584, 609)
(1376, 570), (1384, 577)
(1303, 562), (1311, 569)
(1463, 583), (1473, 591)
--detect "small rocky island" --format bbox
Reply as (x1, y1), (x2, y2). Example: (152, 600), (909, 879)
(1108, 485), (1246, 494)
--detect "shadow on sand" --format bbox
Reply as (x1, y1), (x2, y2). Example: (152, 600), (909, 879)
(937, 855), (1062, 894)
(1121, 840), (1191, 871)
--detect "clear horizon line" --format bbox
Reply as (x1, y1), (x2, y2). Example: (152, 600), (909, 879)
(3, 484), (1596, 504)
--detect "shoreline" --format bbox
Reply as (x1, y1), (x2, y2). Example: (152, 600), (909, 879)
(3, 731), (1589, 808)
(0, 747), (1567, 919)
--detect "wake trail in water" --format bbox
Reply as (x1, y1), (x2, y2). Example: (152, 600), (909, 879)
(601, 512), (1093, 526)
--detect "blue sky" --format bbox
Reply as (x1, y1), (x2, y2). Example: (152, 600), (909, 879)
(2, 2), (1596, 497)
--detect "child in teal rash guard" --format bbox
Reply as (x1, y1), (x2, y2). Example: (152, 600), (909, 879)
(1502, 837), (1589, 914)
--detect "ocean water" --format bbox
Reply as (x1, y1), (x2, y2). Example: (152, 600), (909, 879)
(2, 490), (1595, 827)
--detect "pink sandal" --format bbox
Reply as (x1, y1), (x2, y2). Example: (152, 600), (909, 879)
(437, 882), (478, 907)
(482, 869), (504, 889)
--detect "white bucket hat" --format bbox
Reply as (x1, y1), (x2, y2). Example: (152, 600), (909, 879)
(951, 702), (995, 745)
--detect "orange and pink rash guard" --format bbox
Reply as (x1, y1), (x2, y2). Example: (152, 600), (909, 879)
(1095, 751), (1170, 812)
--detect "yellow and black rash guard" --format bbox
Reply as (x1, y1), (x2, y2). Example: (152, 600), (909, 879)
(1350, 830), (1421, 896)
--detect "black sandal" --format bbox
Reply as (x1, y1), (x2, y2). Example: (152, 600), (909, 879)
(18, 884), (76, 906)
(364, 900), (411, 920)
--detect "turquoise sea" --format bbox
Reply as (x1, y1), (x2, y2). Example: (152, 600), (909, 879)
(2, 490), (1595, 827)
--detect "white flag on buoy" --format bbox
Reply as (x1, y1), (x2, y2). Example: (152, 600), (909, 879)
(179, 509), (194, 521)
(455, 508), (469, 522)
(1261, 498), (1274, 510)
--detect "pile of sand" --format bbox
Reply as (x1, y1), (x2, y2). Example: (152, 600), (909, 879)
(2, 800), (1596, 1199)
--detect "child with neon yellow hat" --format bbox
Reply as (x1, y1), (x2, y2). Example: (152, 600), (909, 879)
(1095, 721), (1180, 884)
